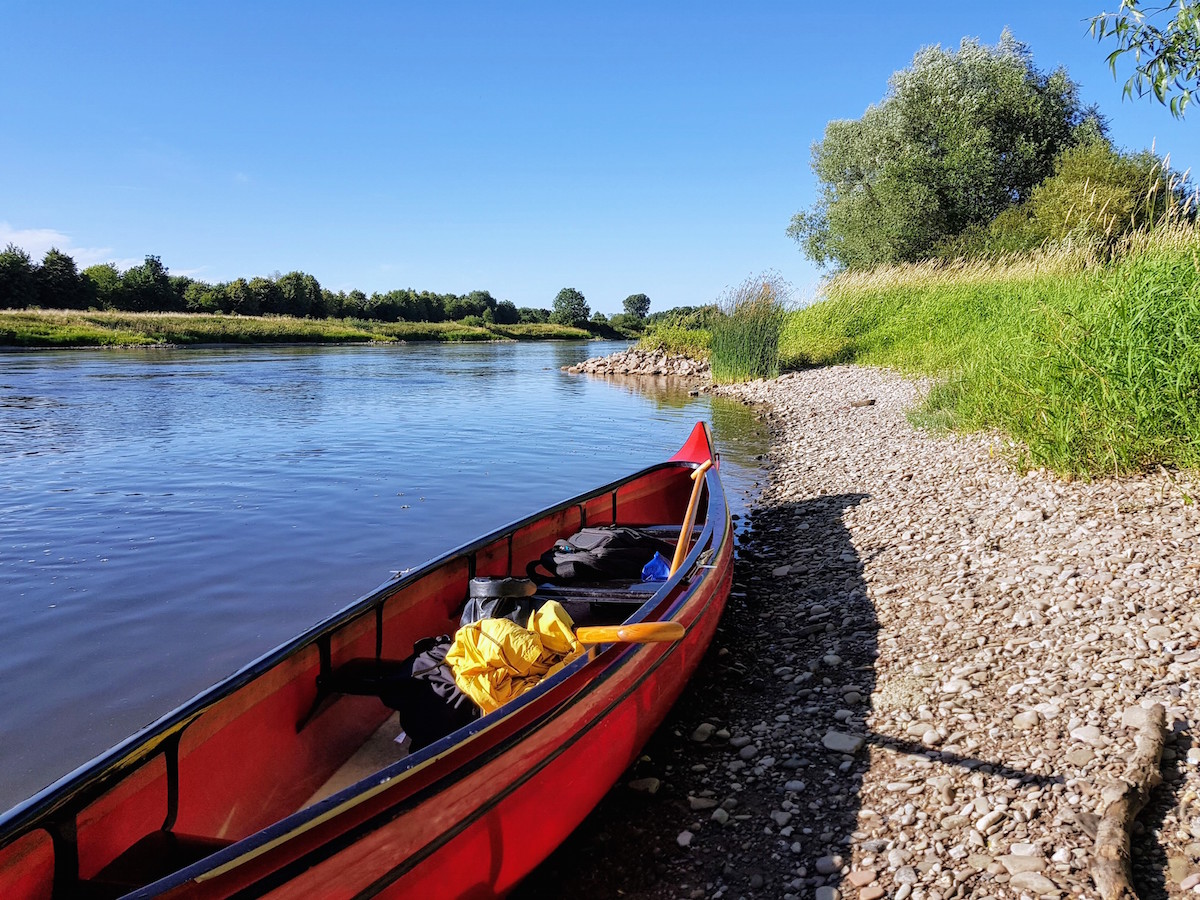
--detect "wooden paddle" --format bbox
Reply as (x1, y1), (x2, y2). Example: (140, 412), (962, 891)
(575, 621), (685, 644)
(669, 459), (713, 576)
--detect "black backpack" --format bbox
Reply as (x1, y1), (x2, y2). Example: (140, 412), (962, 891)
(376, 636), (479, 751)
(528, 526), (674, 583)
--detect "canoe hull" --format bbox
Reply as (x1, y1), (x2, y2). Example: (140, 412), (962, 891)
(0, 422), (733, 899)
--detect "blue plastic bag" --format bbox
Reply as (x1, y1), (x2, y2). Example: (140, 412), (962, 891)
(641, 551), (671, 582)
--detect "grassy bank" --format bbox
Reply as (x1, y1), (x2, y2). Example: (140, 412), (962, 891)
(0, 310), (593, 348)
(635, 325), (711, 360)
(780, 224), (1200, 475)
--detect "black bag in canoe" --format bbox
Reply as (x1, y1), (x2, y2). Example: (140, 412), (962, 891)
(528, 526), (674, 583)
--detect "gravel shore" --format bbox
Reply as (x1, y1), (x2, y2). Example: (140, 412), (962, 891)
(519, 364), (1200, 900)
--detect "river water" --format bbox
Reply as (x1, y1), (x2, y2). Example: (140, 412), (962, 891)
(0, 341), (766, 813)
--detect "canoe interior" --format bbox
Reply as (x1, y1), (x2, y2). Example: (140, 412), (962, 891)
(0, 450), (721, 900)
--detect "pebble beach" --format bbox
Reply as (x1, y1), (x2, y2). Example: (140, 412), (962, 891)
(522, 364), (1200, 899)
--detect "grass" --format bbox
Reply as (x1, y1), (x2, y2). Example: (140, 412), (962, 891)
(779, 223), (1200, 475)
(0, 310), (595, 348)
(635, 325), (712, 360)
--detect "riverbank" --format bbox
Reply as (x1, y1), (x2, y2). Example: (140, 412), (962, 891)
(0, 309), (600, 347)
(520, 365), (1200, 899)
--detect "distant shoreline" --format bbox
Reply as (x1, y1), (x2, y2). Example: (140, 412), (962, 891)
(0, 309), (631, 349)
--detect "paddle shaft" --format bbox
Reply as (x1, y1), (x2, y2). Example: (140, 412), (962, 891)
(669, 460), (713, 576)
(575, 621), (685, 644)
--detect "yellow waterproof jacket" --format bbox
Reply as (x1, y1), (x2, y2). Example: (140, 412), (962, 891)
(445, 601), (583, 714)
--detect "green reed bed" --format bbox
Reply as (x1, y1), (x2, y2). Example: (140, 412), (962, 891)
(709, 275), (787, 382)
(780, 228), (1200, 475)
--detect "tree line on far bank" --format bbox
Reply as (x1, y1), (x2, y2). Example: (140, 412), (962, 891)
(0, 248), (653, 331)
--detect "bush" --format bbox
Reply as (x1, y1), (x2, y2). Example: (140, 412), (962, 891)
(936, 136), (1189, 260)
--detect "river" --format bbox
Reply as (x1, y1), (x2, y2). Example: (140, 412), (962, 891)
(0, 340), (766, 814)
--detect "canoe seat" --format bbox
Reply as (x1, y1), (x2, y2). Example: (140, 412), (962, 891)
(81, 831), (231, 898)
(318, 657), (410, 696)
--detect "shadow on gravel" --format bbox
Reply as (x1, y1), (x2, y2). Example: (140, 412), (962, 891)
(517, 493), (877, 899)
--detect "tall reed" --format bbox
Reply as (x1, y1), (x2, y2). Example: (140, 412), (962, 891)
(710, 273), (788, 382)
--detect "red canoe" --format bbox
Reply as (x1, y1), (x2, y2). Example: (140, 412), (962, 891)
(0, 422), (733, 899)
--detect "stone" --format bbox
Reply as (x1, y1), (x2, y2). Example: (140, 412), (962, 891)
(627, 777), (660, 794)
(974, 810), (1006, 835)
(815, 854), (843, 875)
(1008, 872), (1058, 894)
(1065, 748), (1094, 767)
(999, 855), (1046, 874)
(688, 796), (718, 810)
(1012, 711), (1040, 730)
(821, 731), (864, 753)
(1069, 725), (1104, 745)
(691, 722), (716, 742)
(859, 886), (885, 900)
(847, 869), (878, 887)
(815, 887), (839, 900)
(676, 830), (694, 848)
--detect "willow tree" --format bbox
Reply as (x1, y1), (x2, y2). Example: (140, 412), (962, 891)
(1092, 1), (1200, 117)
(790, 31), (1102, 270)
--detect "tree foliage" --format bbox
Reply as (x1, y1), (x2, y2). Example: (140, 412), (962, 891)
(1092, 1), (1200, 117)
(36, 249), (90, 309)
(0, 245), (540, 326)
(82, 264), (122, 308)
(550, 287), (590, 327)
(790, 31), (1100, 270)
(935, 134), (1188, 258)
(517, 306), (551, 323)
(120, 256), (178, 312)
(622, 293), (651, 320)
(0, 244), (38, 309)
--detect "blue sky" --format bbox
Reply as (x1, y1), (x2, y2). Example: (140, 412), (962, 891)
(2, 1), (1196, 314)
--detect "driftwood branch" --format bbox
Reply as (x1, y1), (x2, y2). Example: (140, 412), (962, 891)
(1091, 703), (1168, 900)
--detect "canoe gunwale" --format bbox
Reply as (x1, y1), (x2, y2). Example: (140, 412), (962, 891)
(0, 452), (720, 855)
